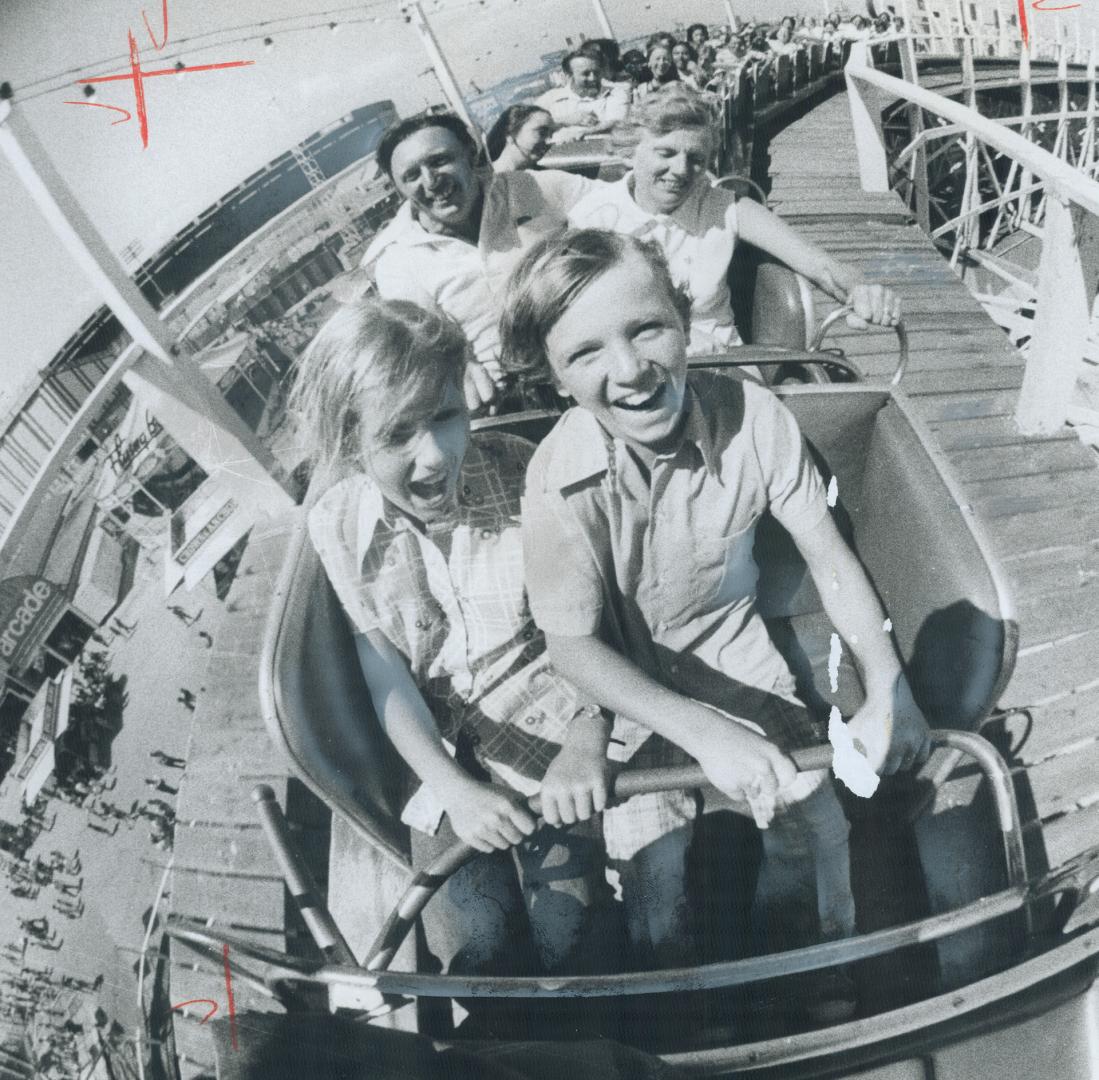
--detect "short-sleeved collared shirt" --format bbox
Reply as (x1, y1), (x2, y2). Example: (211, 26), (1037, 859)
(361, 169), (594, 370)
(568, 175), (743, 354)
(308, 432), (594, 829)
(521, 373), (829, 752)
(536, 83), (631, 140)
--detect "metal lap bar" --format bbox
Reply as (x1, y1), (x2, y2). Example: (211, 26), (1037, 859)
(934, 730), (1027, 894)
(360, 731), (1028, 988)
(252, 784), (357, 966)
(687, 351), (864, 381)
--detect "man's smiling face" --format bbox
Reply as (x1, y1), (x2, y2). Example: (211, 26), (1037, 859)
(390, 125), (481, 235)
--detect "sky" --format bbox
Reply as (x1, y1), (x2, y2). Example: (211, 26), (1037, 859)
(0, 0), (1093, 410)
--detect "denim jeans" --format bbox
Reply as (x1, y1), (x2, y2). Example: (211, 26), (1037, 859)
(608, 774), (853, 966)
(752, 773), (855, 951)
(409, 811), (622, 977)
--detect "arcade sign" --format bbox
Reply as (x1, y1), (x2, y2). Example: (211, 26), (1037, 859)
(0, 576), (68, 671)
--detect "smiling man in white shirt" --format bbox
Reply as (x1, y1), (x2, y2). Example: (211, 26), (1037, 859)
(361, 112), (597, 409)
(536, 51), (631, 142)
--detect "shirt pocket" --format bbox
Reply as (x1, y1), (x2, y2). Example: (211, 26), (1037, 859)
(691, 520), (761, 612)
(389, 594), (448, 676)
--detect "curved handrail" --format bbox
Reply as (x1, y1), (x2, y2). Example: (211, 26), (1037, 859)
(844, 43), (1099, 217)
(810, 307), (909, 385)
(713, 173), (769, 206)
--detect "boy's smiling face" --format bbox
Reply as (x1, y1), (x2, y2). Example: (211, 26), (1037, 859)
(544, 252), (689, 451)
(359, 377), (470, 524)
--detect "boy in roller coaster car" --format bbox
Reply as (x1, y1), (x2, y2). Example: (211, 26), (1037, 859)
(500, 228), (932, 1020)
(293, 296), (623, 988)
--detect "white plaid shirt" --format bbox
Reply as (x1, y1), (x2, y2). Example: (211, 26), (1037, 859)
(307, 432), (596, 830)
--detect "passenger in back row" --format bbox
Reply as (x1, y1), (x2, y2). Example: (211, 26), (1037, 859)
(501, 229), (932, 1005)
(297, 297), (620, 980)
(535, 49), (631, 142)
(568, 85), (901, 354)
(362, 113), (597, 411)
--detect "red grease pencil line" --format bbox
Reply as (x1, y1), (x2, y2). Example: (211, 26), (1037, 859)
(143, 0), (169, 50)
(127, 31), (149, 148)
(77, 59), (255, 85)
(222, 943), (239, 1051)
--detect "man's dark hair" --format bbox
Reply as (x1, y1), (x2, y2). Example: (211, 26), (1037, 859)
(645, 31), (677, 53)
(579, 37), (620, 72)
(686, 23), (709, 43)
(376, 112), (479, 179)
(561, 48), (600, 76)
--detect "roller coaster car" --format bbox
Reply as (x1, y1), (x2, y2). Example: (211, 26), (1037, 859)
(175, 268), (1099, 1079)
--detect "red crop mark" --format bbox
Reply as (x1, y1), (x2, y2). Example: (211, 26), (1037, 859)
(62, 100), (132, 125)
(1031, 0), (1081, 10)
(1018, 0), (1030, 45)
(143, 0), (169, 49)
(70, 0), (253, 149)
(222, 943), (238, 1051)
(170, 998), (219, 1024)
(128, 31), (150, 148)
(166, 946), (238, 1049)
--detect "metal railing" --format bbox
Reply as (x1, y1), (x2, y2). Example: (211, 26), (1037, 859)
(845, 32), (1099, 436)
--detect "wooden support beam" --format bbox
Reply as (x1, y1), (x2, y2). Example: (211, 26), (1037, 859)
(845, 43), (891, 192)
(900, 30), (931, 231)
(1016, 198), (1093, 434)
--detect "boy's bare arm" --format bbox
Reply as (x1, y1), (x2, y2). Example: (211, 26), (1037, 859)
(540, 707), (614, 827)
(792, 513), (932, 775)
(545, 632), (797, 811)
(355, 630), (536, 852)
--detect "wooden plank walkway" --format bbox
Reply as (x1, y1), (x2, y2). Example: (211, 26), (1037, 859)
(166, 520), (297, 1078)
(768, 91), (1099, 869)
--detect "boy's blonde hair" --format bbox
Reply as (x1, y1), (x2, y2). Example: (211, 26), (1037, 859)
(289, 297), (468, 473)
(499, 229), (691, 382)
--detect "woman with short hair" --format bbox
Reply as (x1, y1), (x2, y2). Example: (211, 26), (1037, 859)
(635, 43), (680, 97)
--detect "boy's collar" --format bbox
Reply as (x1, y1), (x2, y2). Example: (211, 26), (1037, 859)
(542, 382), (720, 491)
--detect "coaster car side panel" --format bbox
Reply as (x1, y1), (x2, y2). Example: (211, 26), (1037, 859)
(258, 515), (412, 869)
(779, 386), (1021, 986)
